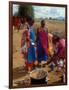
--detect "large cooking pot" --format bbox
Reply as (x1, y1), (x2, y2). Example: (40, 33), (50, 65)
(30, 69), (47, 84)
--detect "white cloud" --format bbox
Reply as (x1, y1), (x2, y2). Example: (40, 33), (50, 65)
(33, 6), (65, 19)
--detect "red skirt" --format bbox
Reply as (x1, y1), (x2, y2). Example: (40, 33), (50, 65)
(25, 61), (34, 70)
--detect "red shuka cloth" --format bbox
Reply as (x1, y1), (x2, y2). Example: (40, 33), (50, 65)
(39, 28), (48, 55)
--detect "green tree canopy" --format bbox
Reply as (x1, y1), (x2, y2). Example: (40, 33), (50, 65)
(18, 4), (34, 18)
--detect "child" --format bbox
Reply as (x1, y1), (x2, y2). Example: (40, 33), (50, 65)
(20, 16), (28, 30)
(36, 20), (48, 66)
(20, 17), (29, 68)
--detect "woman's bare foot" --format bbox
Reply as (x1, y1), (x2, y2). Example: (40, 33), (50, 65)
(28, 67), (32, 73)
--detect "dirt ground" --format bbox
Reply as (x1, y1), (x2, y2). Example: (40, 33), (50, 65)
(12, 20), (65, 88)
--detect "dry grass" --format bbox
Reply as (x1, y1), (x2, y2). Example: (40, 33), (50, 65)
(34, 20), (65, 38)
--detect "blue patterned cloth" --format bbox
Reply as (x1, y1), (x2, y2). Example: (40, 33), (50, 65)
(27, 26), (36, 63)
(37, 39), (48, 63)
(27, 45), (36, 63)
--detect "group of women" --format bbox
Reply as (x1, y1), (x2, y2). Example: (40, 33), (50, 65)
(20, 16), (66, 73)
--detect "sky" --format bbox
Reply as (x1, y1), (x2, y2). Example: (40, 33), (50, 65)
(33, 6), (65, 19)
(13, 4), (65, 19)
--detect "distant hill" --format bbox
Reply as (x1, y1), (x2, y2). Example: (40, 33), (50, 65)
(57, 16), (65, 20)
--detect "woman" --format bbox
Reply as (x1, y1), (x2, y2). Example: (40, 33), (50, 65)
(48, 33), (54, 57)
(36, 20), (48, 66)
(52, 33), (66, 72)
(26, 16), (36, 72)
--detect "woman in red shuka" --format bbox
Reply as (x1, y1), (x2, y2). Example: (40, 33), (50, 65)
(36, 20), (48, 66)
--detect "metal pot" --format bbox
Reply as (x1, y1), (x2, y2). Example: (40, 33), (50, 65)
(30, 69), (47, 84)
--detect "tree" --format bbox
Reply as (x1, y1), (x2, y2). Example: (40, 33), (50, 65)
(18, 4), (34, 18)
(49, 17), (52, 20)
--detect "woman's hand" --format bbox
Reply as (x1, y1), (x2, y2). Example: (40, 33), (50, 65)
(27, 42), (30, 48)
(34, 60), (38, 66)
